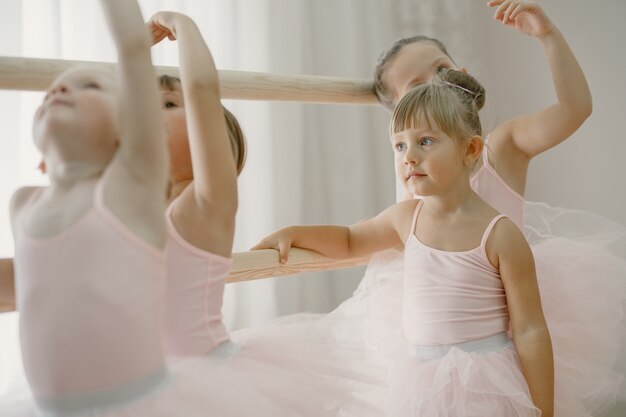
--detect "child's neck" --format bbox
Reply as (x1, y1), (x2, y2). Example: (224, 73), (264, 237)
(46, 160), (107, 189)
(420, 183), (479, 217)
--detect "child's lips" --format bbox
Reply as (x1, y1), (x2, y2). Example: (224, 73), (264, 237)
(406, 172), (426, 181)
(49, 98), (72, 107)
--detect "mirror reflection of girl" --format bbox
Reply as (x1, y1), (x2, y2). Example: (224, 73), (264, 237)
(149, 11), (379, 416)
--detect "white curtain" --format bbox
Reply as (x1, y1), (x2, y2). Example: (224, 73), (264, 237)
(0, 0), (473, 391)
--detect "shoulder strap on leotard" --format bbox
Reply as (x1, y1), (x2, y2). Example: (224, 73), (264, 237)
(409, 200), (424, 236)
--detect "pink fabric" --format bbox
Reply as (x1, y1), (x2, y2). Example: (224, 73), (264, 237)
(163, 204), (232, 356)
(470, 142), (524, 229)
(7, 187), (382, 417)
(403, 200), (509, 345)
(14, 181), (166, 407)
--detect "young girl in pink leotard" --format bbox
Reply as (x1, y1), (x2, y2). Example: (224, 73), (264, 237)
(0, 6), (379, 416)
(249, 3), (624, 414)
(3, 0), (175, 414)
(255, 68), (558, 417)
(148, 11), (378, 416)
(308, 2), (626, 413)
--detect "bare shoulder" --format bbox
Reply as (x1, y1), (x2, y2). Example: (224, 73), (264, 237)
(385, 199), (420, 242)
(380, 199), (419, 221)
(10, 186), (43, 222)
(484, 216), (531, 269)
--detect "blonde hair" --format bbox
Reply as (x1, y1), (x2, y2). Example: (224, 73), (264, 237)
(159, 75), (247, 176)
(390, 69), (485, 142)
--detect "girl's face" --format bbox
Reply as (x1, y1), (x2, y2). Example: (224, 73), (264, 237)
(160, 86), (192, 182)
(391, 126), (468, 197)
(383, 42), (462, 108)
(33, 67), (118, 158)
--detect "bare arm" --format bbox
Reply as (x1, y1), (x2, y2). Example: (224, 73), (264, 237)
(5, 187), (42, 314)
(488, 219), (554, 417)
(100, 0), (168, 186)
(252, 200), (415, 263)
(149, 12), (238, 257)
(0, 258), (15, 313)
(488, 1), (591, 159)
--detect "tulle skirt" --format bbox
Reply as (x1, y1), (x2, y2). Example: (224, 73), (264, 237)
(2, 202), (625, 416)
(233, 201), (626, 416)
(386, 333), (540, 417)
(0, 331), (382, 417)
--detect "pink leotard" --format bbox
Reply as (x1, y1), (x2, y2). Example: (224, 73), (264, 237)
(403, 200), (510, 346)
(14, 181), (167, 415)
(470, 142), (524, 229)
(162, 204), (233, 356)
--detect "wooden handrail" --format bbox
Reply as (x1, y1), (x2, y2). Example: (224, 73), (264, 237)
(0, 251), (367, 313)
(228, 248), (368, 283)
(0, 56), (378, 104)
(0, 55), (376, 309)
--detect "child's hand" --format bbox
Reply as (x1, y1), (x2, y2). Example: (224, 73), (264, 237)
(251, 228), (295, 264)
(487, 1), (554, 38)
(147, 11), (186, 45)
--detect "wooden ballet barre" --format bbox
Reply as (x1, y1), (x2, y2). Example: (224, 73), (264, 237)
(0, 251), (367, 313)
(0, 56), (378, 104)
(228, 248), (369, 283)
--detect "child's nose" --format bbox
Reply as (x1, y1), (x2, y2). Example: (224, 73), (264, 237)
(53, 85), (68, 94)
(404, 149), (418, 165)
(46, 84), (69, 98)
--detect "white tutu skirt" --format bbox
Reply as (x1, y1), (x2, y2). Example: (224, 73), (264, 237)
(0, 330), (381, 417)
(235, 201), (626, 416)
(386, 334), (540, 417)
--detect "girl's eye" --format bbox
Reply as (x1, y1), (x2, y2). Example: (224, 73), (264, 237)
(394, 143), (407, 152)
(84, 82), (100, 89)
(164, 101), (178, 109)
(420, 137), (434, 146)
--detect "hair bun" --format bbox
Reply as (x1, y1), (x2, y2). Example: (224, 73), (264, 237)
(437, 69), (486, 111)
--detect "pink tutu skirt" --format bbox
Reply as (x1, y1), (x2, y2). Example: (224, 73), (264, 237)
(0, 330), (380, 417)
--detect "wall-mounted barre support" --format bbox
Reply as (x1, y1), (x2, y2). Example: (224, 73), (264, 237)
(0, 56), (378, 105)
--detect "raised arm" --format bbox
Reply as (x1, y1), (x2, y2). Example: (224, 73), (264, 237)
(488, 218), (554, 417)
(100, 0), (167, 185)
(488, 1), (591, 159)
(149, 12), (238, 257)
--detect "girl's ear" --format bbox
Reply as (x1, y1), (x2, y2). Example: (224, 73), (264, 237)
(464, 136), (483, 166)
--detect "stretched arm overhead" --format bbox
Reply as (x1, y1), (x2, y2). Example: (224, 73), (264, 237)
(101, 0), (167, 185)
(149, 12), (238, 257)
(96, 0), (168, 249)
(488, 1), (591, 161)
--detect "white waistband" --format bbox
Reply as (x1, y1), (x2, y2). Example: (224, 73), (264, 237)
(408, 332), (513, 360)
(36, 366), (170, 417)
(208, 340), (241, 359)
